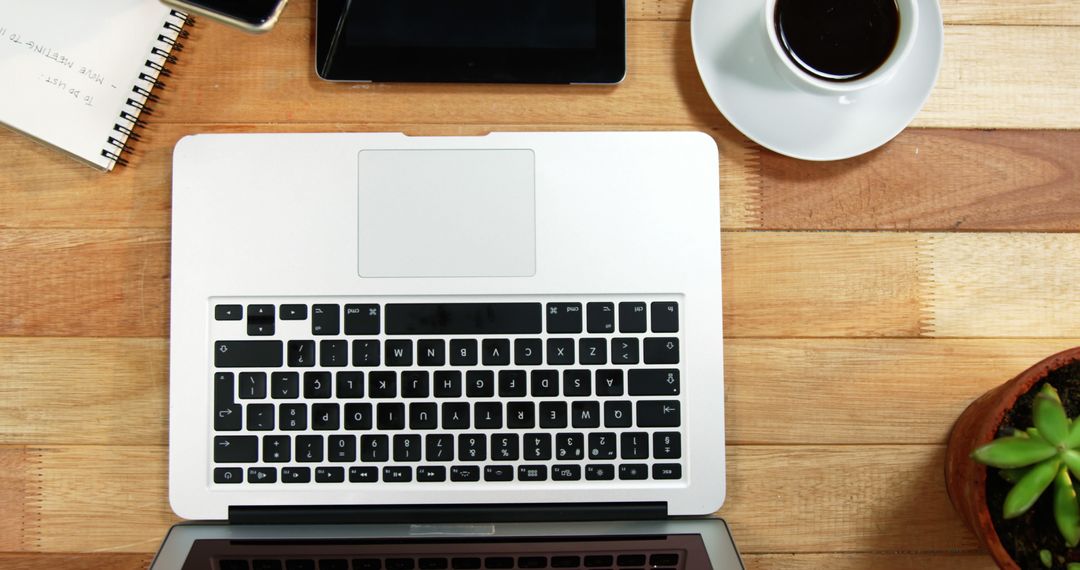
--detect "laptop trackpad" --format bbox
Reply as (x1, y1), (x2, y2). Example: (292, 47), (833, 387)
(357, 149), (536, 278)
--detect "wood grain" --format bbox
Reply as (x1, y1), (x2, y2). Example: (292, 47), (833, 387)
(742, 553), (994, 569)
(0, 447), (31, 551)
(0, 553), (153, 570)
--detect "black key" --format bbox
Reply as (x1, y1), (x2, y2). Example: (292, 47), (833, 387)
(619, 464), (648, 480)
(563, 370), (591, 396)
(588, 432), (617, 459)
(420, 558), (448, 570)
(552, 464), (581, 481)
(418, 466), (447, 482)
(312, 403), (339, 430)
(280, 467), (309, 482)
(239, 372), (267, 399)
(215, 340), (282, 368)
(578, 338), (607, 365)
(215, 304), (242, 321)
(629, 369), (680, 396)
(482, 339), (511, 365)
(320, 561), (348, 570)
(621, 432), (649, 459)
(377, 403), (405, 430)
(491, 433), (519, 461)
(214, 372), (241, 431)
(410, 402), (438, 430)
(637, 401), (681, 427)
(617, 555), (646, 566)
(328, 435), (356, 462)
(402, 371), (430, 398)
(214, 435), (257, 463)
(651, 554), (679, 567)
(311, 304), (339, 335)
(611, 338), (639, 365)
(654, 432), (682, 459)
(651, 302), (679, 332)
(214, 467), (242, 483)
(644, 337), (680, 364)
(585, 464), (615, 480)
(272, 371), (300, 399)
(344, 304), (380, 335)
(369, 371), (397, 398)
(475, 402), (502, 429)
(303, 371), (331, 398)
(246, 403), (274, 431)
(584, 555), (614, 567)
(450, 465), (480, 482)
(518, 465), (547, 481)
(523, 433), (552, 460)
(507, 402), (535, 429)
(434, 371), (462, 397)
(442, 403), (470, 429)
(386, 560), (414, 570)
(417, 339), (445, 366)
(426, 434), (454, 462)
(484, 465), (513, 481)
(352, 340), (381, 367)
(247, 304), (275, 336)
(315, 466), (345, 483)
(350, 466), (378, 482)
(384, 466), (413, 483)
(296, 435), (323, 462)
(518, 558), (546, 569)
(353, 560), (380, 570)
(385, 340), (413, 366)
(484, 557), (514, 569)
(514, 338), (543, 365)
(386, 303), (542, 335)
(394, 434), (422, 462)
(248, 467), (277, 483)
(618, 301), (647, 332)
(546, 302), (582, 333)
(551, 556), (581, 568)
(336, 371), (364, 398)
(279, 403), (307, 430)
(452, 559), (481, 570)
(360, 434), (389, 462)
(344, 403), (373, 430)
(572, 401), (600, 428)
(604, 401), (633, 428)
(466, 370), (495, 397)
(531, 370), (559, 397)
(280, 304), (307, 320)
(546, 338), (574, 365)
(320, 340), (348, 367)
(498, 370), (527, 397)
(449, 339), (478, 366)
(555, 432), (584, 460)
(587, 302), (615, 333)
(540, 401), (567, 428)
(458, 434), (486, 461)
(595, 369), (624, 396)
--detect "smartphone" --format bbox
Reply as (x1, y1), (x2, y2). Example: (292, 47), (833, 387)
(161, 0), (289, 33)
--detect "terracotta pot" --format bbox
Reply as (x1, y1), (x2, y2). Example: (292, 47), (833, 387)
(946, 346), (1080, 569)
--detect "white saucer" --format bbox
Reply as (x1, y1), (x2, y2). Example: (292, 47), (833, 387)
(691, 0), (944, 161)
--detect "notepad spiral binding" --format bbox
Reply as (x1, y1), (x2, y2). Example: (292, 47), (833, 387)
(100, 9), (193, 168)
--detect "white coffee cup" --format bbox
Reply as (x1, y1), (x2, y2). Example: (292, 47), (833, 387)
(764, 0), (919, 93)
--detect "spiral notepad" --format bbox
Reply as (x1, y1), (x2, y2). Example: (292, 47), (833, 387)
(0, 1), (190, 171)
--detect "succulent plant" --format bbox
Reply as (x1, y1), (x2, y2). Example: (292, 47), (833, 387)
(972, 384), (1080, 547)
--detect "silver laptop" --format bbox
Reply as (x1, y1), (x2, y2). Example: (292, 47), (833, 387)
(160, 132), (737, 568)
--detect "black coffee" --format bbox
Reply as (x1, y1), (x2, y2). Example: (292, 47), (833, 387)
(774, 0), (900, 82)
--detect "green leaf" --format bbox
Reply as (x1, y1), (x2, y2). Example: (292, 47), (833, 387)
(1055, 466), (1080, 547)
(1035, 384), (1070, 446)
(972, 436), (1058, 468)
(1067, 563), (1080, 570)
(1064, 450), (1080, 480)
(1005, 459), (1060, 519)
(1040, 549), (1053, 568)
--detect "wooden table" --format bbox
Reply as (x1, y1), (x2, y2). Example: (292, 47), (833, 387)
(2, 0), (1079, 568)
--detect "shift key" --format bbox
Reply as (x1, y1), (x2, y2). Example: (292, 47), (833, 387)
(215, 340), (283, 368)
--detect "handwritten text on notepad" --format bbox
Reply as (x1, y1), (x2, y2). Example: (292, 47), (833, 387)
(2, 24), (121, 108)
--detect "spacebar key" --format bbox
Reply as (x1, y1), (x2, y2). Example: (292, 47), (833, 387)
(214, 340), (283, 368)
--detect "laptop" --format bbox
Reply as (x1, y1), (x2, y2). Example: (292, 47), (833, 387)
(160, 131), (738, 568)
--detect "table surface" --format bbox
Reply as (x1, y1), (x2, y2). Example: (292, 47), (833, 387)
(3, 0), (1080, 568)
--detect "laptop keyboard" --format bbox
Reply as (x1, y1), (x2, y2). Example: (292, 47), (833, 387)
(210, 297), (685, 486)
(217, 552), (683, 570)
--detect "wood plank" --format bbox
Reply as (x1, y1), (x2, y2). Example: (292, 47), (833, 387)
(0, 339), (167, 446)
(925, 233), (1080, 337)
(758, 130), (1080, 231)
(742, 553), (994, 569)
(0, 447), (31, 550)
(0, 553), (153, 570)
(0, 230), (169, 338)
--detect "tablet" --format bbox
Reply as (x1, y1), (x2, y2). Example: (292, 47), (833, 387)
(315, 0), (626, 84)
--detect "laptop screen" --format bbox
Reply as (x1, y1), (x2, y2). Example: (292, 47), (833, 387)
(184, 535), (714, 569)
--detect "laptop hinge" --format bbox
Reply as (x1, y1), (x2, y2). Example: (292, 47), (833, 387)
(229, 502), (668, 525)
